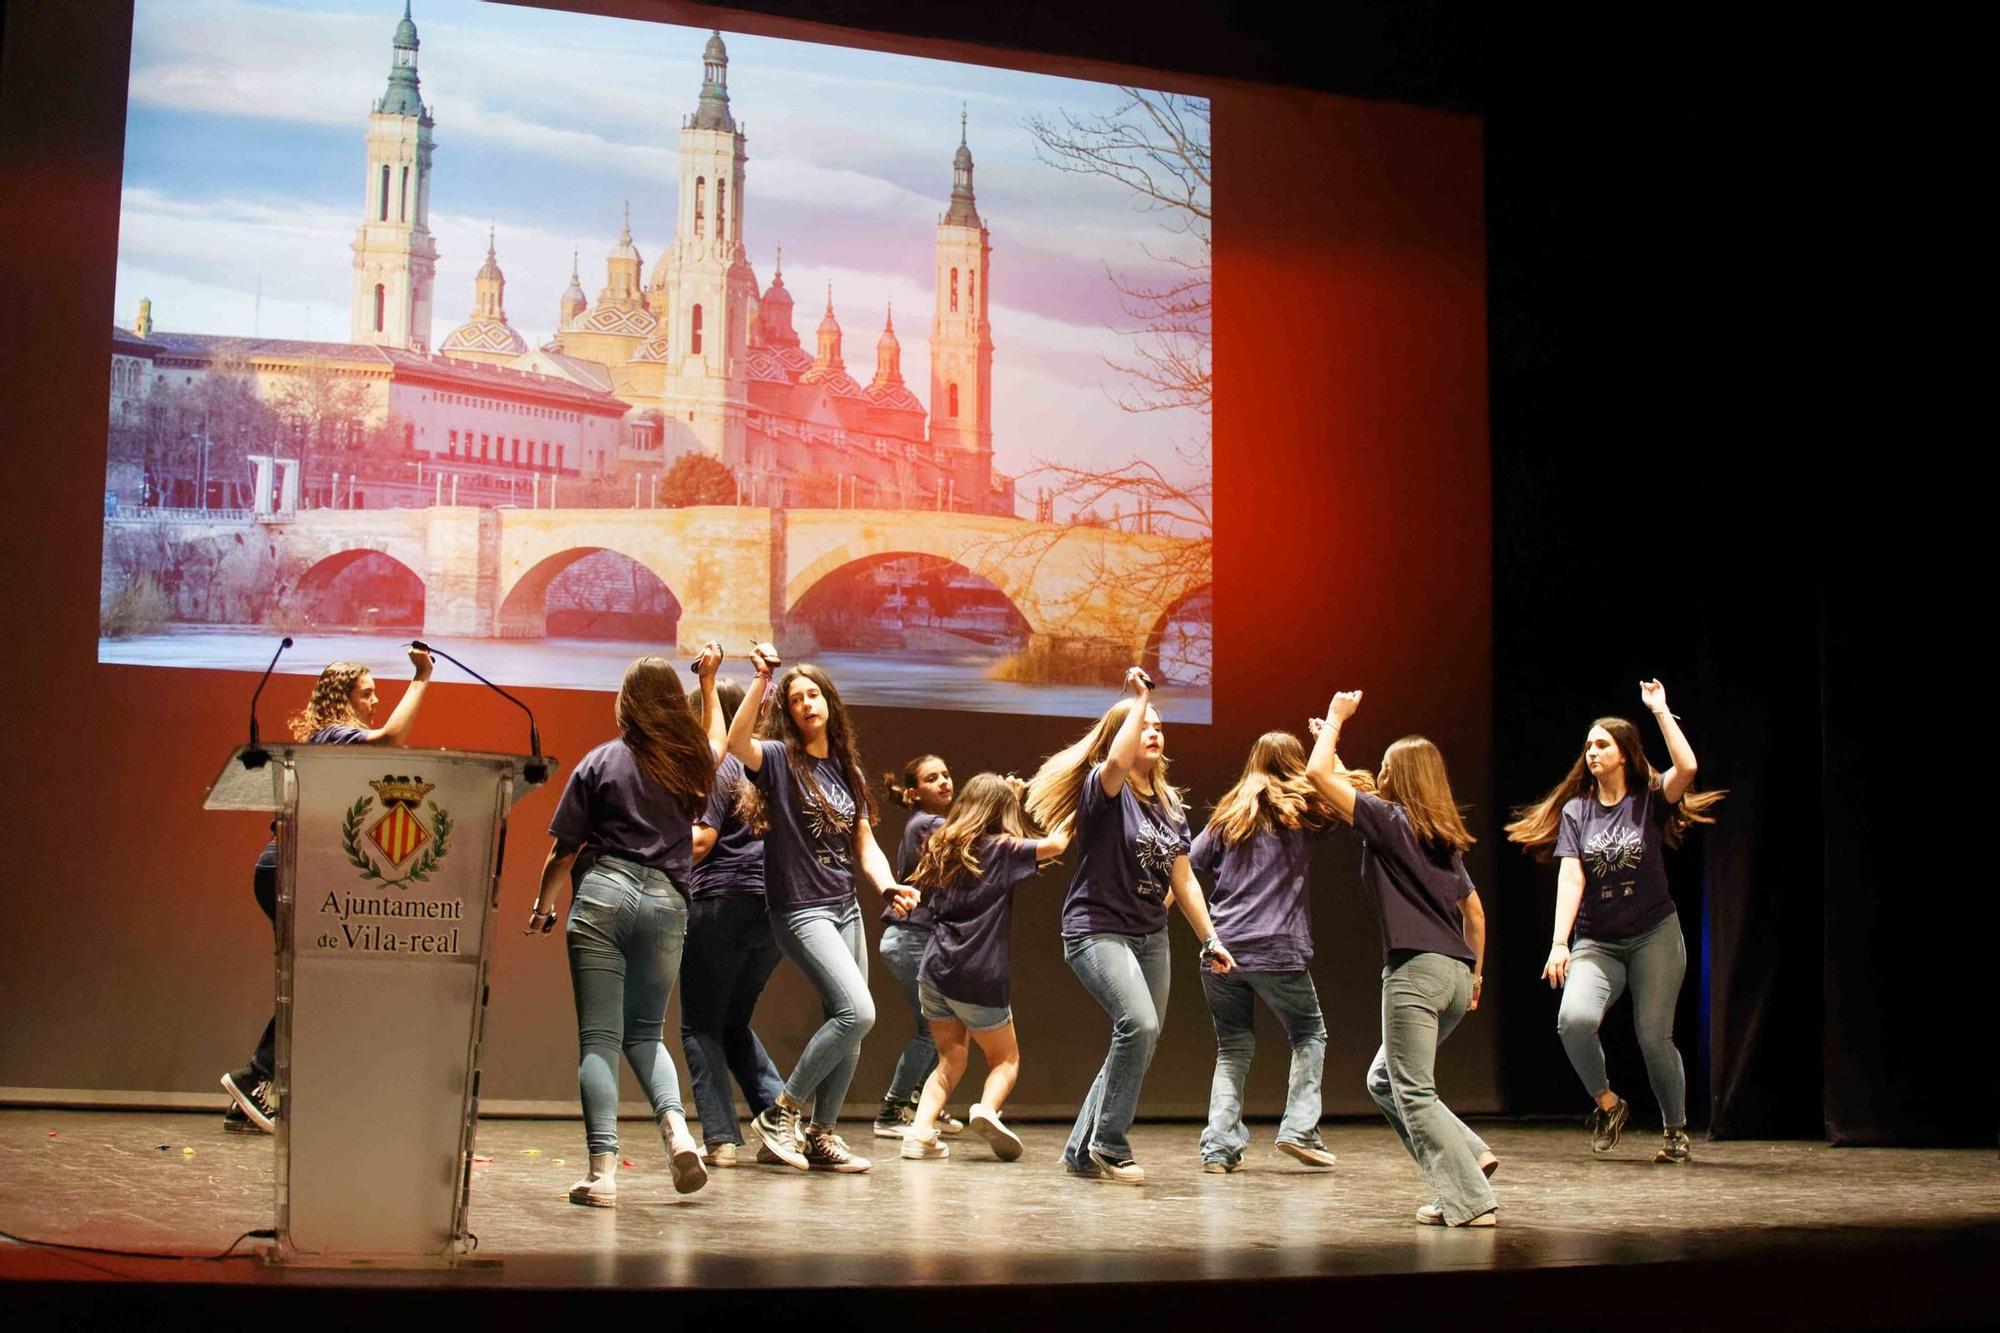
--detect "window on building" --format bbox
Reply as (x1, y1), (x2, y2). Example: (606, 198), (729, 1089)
(694, 177), (705, 237)
(379, 164), (390, 221)
(448, 428), (458, 454)
(399, 165), (409, 222)
(540, 440), (549, 467)
(374, 284), (386, 333)
(949, 383), (959, 417)
(718, 180), (727, 240)
(481, 434), (489, 460)
(969, 271), (976, 313)
(557, 443), (565, 470)
(950, 268), (959, 313)
(512, 437), (522, 462)
(691, 304), (704, 355)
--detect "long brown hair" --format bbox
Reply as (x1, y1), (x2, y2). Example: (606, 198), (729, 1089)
(1376, 736), (1476, 853)
(735, 663), (877, 836)
(1504, 716), (1726, 860)
(289, 661), (368, 740)
(1025, 697), (1182, 832)
(1205, 731), (1338, 846)
(911, 773), (1030, 894)
(616, 656), (715, 816)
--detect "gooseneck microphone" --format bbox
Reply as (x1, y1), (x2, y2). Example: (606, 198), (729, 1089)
(239, 636), (295, 770)
(411, 640), (549, 784)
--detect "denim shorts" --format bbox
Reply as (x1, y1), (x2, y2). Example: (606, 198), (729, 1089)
(917, 976), (1012, 1030)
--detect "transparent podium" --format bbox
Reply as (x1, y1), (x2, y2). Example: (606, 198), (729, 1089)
(206, 744), (555, 1266)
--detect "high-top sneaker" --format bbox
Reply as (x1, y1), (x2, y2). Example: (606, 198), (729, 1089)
(803, 1126), (872, 1173)
(752, 1101), (808, 1171)
(872, 1099), (915, 1139)
(220, 1067), (278, 1133)
(568, 1152), (619, 1207)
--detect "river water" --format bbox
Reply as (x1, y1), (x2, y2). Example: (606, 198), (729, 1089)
(99, 627), (1213, 723)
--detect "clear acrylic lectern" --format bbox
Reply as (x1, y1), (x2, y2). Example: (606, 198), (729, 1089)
(205, 743), (554, 1266)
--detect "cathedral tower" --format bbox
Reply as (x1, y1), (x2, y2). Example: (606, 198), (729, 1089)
(350, 3), (438, 351)
(929, 111), (994, 465)
(651, 30), (756, 463)
(440, 229), (528, 366)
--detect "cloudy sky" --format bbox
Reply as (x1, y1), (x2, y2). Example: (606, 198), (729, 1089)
(113, 0), (1211, 505)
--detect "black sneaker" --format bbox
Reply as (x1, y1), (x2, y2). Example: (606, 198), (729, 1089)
(221, 1103), (259, 1135)
(1654, 1127), (1693, 1164)
(872, 1099), (915, 1139)
(221, 1067), (277, 1132)
(1586, 1097), (1629, 1154)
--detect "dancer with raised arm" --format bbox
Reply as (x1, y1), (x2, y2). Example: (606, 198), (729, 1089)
(222, 647), (433, 1134)
(1306, 690), (1499, 1226)
(678, 676), (787, 1168)
(728, 646), (916, 1174)
(1026, 667), (1236, 1185)
(1188, 730), (1342, 1173)
(526, 646), (724, 1206)
(871, 754), (966, 1140)
(900, 774), (1071, 1163)
(1505, 680), (1724, 1164)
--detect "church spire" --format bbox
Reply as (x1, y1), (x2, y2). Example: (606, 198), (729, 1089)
(376, 1), (427, 120)
(871, 302), (903, 390)
(812, 284), (845, 374)
(691, 29), (736, 132)
(944, 105), (980, 227)
(560, 247), (587, 327)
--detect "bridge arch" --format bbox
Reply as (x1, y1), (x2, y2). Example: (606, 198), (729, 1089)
(786, 552), (1032, 652)
(290, 548), (425, 631)
(784, 534), (1037, 634)
(497, 547), (682, 640)
(1141, 582), (1213, 686)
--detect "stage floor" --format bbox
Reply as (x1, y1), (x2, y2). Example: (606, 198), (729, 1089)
(3, 1110), (1996, 1325)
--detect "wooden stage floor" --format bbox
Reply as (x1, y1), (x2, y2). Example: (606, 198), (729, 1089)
(2, 1110), (1995, 1328)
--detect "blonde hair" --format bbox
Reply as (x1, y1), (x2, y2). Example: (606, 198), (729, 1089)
(1025, 697), (1181, 832)
(1505, 715), (1726, 860)
(289, 661), (369, 741)
(911, 773), (1030, 894)
(1205, 731), (1338, 845)
(1377, 736), (1475, 853)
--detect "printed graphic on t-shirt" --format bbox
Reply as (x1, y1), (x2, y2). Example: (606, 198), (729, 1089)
(804, 773), (855, 873)
(1584, 825), (1644, 881)
(1133, 815), (1181, 901)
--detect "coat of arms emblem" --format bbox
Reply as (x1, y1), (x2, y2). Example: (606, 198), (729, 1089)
(342, 775), (453, 889)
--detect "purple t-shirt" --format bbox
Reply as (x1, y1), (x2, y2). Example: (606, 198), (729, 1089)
(548, 738), (695, 885)
(1348, 792), (1475, 966)
(746, 738), (859, 914)
(919, 835), (1043, 1007)
(883, 811), (945, 927)
(1189, 820), (1335, 972)
(689, 755), (764, 900)
(1060, 763), (1190, 939)
(1555, 785), (1675, 941)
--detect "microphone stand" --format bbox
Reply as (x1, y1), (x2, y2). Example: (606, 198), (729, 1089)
(411, 640), (549, 784)
(239, 636), (295, 770)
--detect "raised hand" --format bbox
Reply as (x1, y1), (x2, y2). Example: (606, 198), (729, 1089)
(1124, 665), (1153, 697)
(1329, 689), (1363, 723)
(407, 645), (435, 680)
(695, 641), (723, 680)
(750, 642), (781, 675)
(1640, 679), (1672, 717)
(1308, 716), (1325, 737)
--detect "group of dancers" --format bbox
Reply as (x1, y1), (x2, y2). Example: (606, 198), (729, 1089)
(222, 645), (1721, 1229)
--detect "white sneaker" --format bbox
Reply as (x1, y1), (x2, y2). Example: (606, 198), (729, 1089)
(938, 1111), (967, 1135)
(968, 1103), (1023, 1161)
(1276, 1139), (1338, 1169)
(1416, 1202), (1445, 1225)
(900, 1128), (949, 1160)
(705, 1141), (739, 1168)
(568, 1153), (618, 1208)
(753, 1103), (808, 1171)
(662, 1121), (708, 1196)
(1086, 1144), (1145, 1185)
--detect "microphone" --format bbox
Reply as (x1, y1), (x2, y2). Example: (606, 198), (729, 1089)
(239, 636), (294, 770)
(412, 640), (550, 784)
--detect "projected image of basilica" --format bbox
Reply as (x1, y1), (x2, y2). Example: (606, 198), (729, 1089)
(113, 8), (1007, 519)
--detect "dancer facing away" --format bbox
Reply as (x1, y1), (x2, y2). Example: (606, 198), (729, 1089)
(679, 676), (787, 1168)
(728, 646), (918, 1174)
(1026, 667), (1236, 1185)
(1188, 730), (1343, 1173)
(223, 647), (433, 1134)
(527, 647), (724, 1206)
(1504, 680), (1723, 1164)
(1307, 690), (1499, 1226)
(900, 774), (1072, 1163)
(871, 754), (965, 1140)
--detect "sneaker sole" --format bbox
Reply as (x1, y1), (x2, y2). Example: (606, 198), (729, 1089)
(670, 1147), (709, 1195)
(899, 1144), (949, 1161)
(969, 1110), (1023, 1162)
(1085, 1150), (1145, 1185)
(1275, 1141), (1337, 1169)
(568, 1188), (616, 1208)
(1201, 1160), (1244, 1174)
(807, 1159), (872, 1173)
(220, 1073), (276, 1132)
(872, 1123), (909, 1139)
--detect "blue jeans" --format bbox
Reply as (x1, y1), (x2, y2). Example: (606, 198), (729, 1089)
(878, 921), (939, 1103)
(564, 856), (689, 1155)
(1062, 929), (1171, 1165)
(679, 892), (786, 1147)
(772, 899), (875, 1127)
(1559, 911), (1688, 1128)
(1365, 951), (1496, 1225)
(1199, 968), (1328, 1163)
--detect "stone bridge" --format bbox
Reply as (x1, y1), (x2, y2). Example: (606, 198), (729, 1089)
(250, 506), (1207, 663)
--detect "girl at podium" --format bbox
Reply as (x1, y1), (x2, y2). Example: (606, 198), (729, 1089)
(221, 648), (433, 1134)
(528, 649), (724, 1206)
